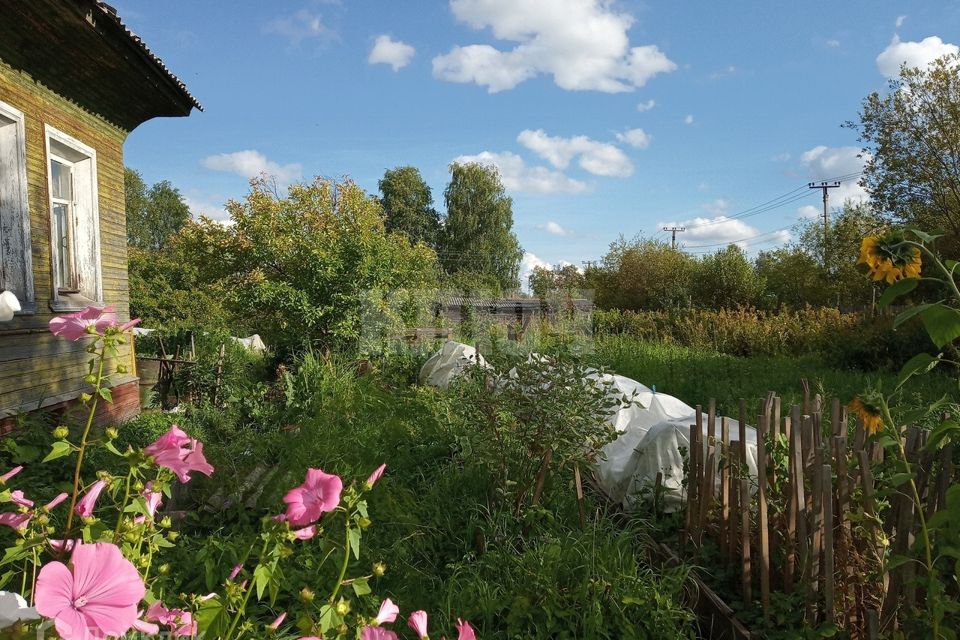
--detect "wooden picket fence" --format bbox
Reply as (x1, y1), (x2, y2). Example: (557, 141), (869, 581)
(678, 388), (956, 638)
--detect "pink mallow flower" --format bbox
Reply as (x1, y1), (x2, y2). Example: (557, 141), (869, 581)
(292, 525), (318, 541)
(363, 627), (399, 640)
(145, 425), (215, 483)
(9, 490), (33, 508)
(35, 542), (146, 640)
(282, 468), (342, 527)
(269, 612), (287, 629)
(365, 464), (387, 489)
(456, 619), (476, 640)
(144, 602), (197, 638)
(49, 305), (140, 341)
(229, 564), (243, 581)
(0, 513), (30, 531)
(45, 493), (69, 510)
(375, 598), (399, 625)
(74, 479), (108, 518)
(143, 484), (163, 519)
(0, 466), (22, 484)
(408, 611), (429, 639)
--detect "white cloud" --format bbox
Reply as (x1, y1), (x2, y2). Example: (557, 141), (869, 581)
(538, 221), (572, 236)
(876, 35), (959, 78)
(453, 151), (588, 194)
(264, 10), (336, 45)
(797, 204), (821, 219)
(432, 0), (676, 93)
(517, 129), (633, 177)
(615, 128), (651, 149)
(184, 194), (230, 221)
(519, 252), (580, 291)
(826, 39), (841, 48)
(702, 198), (729, 217)
(201, 150), (303, 186)
(368, 35), (416, 71)
(895, 15), (907, 29)
(684, 114), (694, 125)
(659, 215), (789, 250)
(636, 99), (656, 112)
(772, 152), (791, 162)
(709, 65), (737, 80)
(799, 145), (869, 204)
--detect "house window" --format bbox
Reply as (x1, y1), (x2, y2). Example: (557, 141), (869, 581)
(45, 126), (102, 308)
(0, 101), (34, 312)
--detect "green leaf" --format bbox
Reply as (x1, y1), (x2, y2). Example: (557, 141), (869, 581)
(253, 564), (271, 600)
(351, 577), (371, 597)
(889, 472), (914, 487)
(98, 387), (113, 403)
(921, 304), (960, 348)
(886, 554), (913, 571)
(897, 352), (941, 387)
(879, 277), (918, 309)
(104, 441), (124, 457)
(195, 596), (229, 638)
(906, 227), (944, 243)
(348, 526), (362, 560)
(42, 441), (74, 463)
(894, 302), (937, 329)
(927, 421), (960, 451)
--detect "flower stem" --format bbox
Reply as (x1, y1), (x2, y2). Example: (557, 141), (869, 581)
(65, 341), (107, 532)
(327, 517), (352, 606)
(223, 538), (270, 640)
(113, 469), (134, 541)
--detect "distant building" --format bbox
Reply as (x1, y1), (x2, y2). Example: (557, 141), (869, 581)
(0, 1), (200, 422)
(437, 295), (594, 326)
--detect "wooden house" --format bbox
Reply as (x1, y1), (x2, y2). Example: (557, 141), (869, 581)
(0, 0), (200, 423)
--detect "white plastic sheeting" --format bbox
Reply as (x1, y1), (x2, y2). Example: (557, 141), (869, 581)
(418, 340), (489, 389)
(418, 341), (760, 512)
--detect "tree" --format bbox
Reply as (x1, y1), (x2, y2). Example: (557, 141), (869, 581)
(125, 168), (191, 250)
(174, 177), (439, 354)
(849, 53), (960, 252)
(691, 245), (765, 309)
(754, 247), (826, 309)
(378, 166), (441, 247)
(594, 236), (696, 310)
(528, 264), (586, 299)
(440, 162), (523, 292)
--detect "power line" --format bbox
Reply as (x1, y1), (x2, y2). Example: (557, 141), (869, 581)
(663, 226), (685, 249)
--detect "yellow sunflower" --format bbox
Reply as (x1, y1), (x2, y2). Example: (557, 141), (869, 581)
(848, 397), (883, 434)
(857, 235), (922, 284)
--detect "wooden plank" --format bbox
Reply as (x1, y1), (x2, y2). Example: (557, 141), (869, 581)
(756, 414), (771, 622)
(831, 397), (842, 437)
(683, 423), (699, 553)
(720, 416), (730, 558)
(739, 441), (752, 605)
(931, 443), (954, 517)
(698, 404), (714, 533)
(728, 441), (739, 567)
(574, 464), (587, 528)
(822, 464), (835, 625)
(833, 436), (850, 532)
(807, 445), (824, 624)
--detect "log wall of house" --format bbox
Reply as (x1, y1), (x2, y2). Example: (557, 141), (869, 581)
(0, 59), (137, 421)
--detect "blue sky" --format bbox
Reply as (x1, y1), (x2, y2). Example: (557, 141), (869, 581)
(119, 0), (960, 282)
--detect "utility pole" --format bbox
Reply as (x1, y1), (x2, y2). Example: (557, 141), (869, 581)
(808, 181), (840, 265)
(663, 226), (686, 250)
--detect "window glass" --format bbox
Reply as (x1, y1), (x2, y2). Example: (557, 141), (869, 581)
(51, 159), (71, 201)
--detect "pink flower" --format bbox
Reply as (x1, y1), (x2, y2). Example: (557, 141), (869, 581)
(363, 627), (399, 640)
(75, 479), (108, 518)
(35, 542), (146, 640)
(456, 619), (476, 640)
(0, 512), (30, 530)
(270, 612), (287, 629)
(132, 616), (160, 635)
(0, 466), (23, 484)
(146, 426), (214, 483)
(10, 490), (33, 508)
(45, 493), (69, 510)
(282, 468), (342, 527)
(49, 305), (140, 341)
(143, 484), (163, 519)
(408, 610), (429, 639)
(49, 539), (77, 554)
(366, 464), (387, 489)
(229, 564), (243, 581)
(292, 525), (318, 541)
(375, 598), (399, 625)
(144, 602), (197, 638)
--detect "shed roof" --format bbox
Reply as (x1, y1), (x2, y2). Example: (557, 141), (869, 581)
(0, 0), (202, 131)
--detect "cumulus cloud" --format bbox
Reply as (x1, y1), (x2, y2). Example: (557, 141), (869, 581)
(368, 35), (415, 70)
(659, 215), (789, 250)
(702, 198), (730, 217)
(519, 252), (580, 291)
(797, 204), (821, 219)
(826, 39), (841, 48)
(683, 114), (694, 125)
(517, 129), (633, 177)
(876, 35), (959, 78)
(184, 194), (230, 222)
(636, 99), (656, 112)
(895, 15), (907, 29)
(264, 9), (336, 45)
(538, 221), (572, 236)
(799, 145), (869, 204)
(453, 151), (588, 194)
(202, 150), (303, 186)
(432, 0), (676, 93)
(615, 128), (651, 149)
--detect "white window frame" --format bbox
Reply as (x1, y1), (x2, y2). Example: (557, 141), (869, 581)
(44, 125), (103, 310)
(0, 100), (34, 314)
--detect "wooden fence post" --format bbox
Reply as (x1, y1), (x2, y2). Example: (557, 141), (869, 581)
(720, 416), (731, 558)
(757, 414), (771, 622)
(822, 464), (835, 624)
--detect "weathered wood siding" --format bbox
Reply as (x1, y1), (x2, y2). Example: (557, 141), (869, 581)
(0, 59), (137, 419)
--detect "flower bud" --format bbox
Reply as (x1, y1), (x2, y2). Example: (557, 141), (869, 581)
(83, 374), (97, 385)
(124, 532), (139, 543)
(160, 516), (172, 529)
(358, 517), (371, 529)
(335, 599), (350, 617)
(372, 562), (386, 577)
(117, 336), (126, 345)
(85, 324), (99, 335)
(133, 480), (145, 492)
(53, 426), (69, 440)
(158, 563), (170, 575)
(299, 587), (315, 603)
(35, 514), (49, 526)
(337, 623), (349, 637)
(167, 530), (179, 541)
(105, 427), (119, 440)
(80, 393), (93, 403)
(116, 364), (128, 374)
(82, 516), (96, 526)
